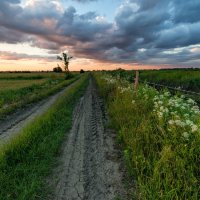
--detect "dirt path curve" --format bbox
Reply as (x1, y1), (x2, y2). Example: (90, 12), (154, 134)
(0, 80), (79, 145)
(50, 78), (124, 200)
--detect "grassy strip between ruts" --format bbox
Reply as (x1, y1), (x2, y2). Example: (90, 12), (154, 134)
(0, 74), (89, 200)
(94, 72), (200, 200)
(0, 74), (80, 119)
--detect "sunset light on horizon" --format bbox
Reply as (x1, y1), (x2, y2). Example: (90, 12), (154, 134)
(0, 0), (200, 71)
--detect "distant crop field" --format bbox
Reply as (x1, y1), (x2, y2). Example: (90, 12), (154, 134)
(0, 72), (65, 80)
(0, 79), (48, 91)
(140, 69), (200, 92)
(0, 72), (79, 118)
(109, 69), (200, 93)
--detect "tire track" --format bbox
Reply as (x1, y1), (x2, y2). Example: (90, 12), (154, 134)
(50, 78), (124, 200)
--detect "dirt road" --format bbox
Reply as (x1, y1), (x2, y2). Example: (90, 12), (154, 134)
(49, 79), (124, 200)
(0, 80), (79, 145)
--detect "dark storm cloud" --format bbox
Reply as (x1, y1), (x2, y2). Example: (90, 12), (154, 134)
(57, 8), (112, 42)
(0, 0), (59, 37)
(0, 27), (27, 44)
(1, 0), (200, 66)
(173, 0), (200, 23)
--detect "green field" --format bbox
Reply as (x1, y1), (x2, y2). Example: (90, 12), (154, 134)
(0, 79), (47, 91)
(0, 72), (79, 118)
(109, 68), (200, 93)
(0, 72), (65, 80)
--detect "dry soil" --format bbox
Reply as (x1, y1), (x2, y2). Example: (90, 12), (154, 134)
(49, 79), (124, 200)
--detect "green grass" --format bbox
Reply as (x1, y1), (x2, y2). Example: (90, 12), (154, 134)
(0, 74), (80, 118)
(139, 69), (200, 93)
(0, 72), (66, 80)
(0, 79), (48, 91)
(0, 74), (89, 200)
(94, 72), (200, 200)
(108, 68), (200, 93)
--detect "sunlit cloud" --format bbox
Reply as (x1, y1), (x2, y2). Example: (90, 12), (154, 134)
(0, 0), (200, 71)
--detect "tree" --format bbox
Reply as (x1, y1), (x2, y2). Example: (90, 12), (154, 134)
(80, 69), (85, 73)
(53, 65), (63, 73)
(57, 51), (73, 74)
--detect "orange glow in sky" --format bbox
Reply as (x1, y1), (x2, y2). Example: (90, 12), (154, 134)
(1, 0), (200, 71)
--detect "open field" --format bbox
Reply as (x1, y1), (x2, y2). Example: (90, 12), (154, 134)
(94, 72), (200, 199)
(140, 69), (200, 92)
(0, 72), (79, 118)
(0, 72), (66, 80)
(109, 69), (200, 93)
(0, 79), (82, 145)
(0, 79), (47, 91)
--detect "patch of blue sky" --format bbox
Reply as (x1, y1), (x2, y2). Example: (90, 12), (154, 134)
(61, 0), (122, 21)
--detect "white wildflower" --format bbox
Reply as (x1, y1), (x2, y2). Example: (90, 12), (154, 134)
(183, 132), (189, 140)
(168, 120), (174, 125)
(175, 120), (185, 127)
(187, 98), (195, 105)
(191, 125), (198, 133)
(164, 108), (169, 113)
(186, 120), (193, 126)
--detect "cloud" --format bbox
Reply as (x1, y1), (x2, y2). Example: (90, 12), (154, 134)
(0, 51), (54, 61)
(172, 0), (200, 23)
(0, 0), (200, 67)
(72, 0), (97, 2)
(57, 8), (112, 42)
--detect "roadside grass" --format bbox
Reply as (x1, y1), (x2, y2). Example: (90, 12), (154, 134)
(0, 74), (89, 200)
(94, 73), (200, 200)
(0, 74), (80, 119)
(108, 69), (200, 107)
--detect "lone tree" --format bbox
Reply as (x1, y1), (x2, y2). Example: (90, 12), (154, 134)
(57, 51), (73, 74)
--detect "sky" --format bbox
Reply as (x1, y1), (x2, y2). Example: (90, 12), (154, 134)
(0, 0), (200, 71)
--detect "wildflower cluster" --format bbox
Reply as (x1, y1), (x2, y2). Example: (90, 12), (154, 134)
(102, 73), (200, 141)
(118, 86), (132, 94)
(97, 73), (200, 199)
(102, 75), (133, 94)
(102, 75), (117, 84)
(153, 92), (200, 140)
(136, 84), (158, 101)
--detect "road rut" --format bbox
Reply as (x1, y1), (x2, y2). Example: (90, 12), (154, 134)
(50, 79), (124, 200)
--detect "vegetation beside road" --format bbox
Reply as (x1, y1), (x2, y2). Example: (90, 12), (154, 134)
(94, 72), (200, 200)
(0, 74), (89, 200)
